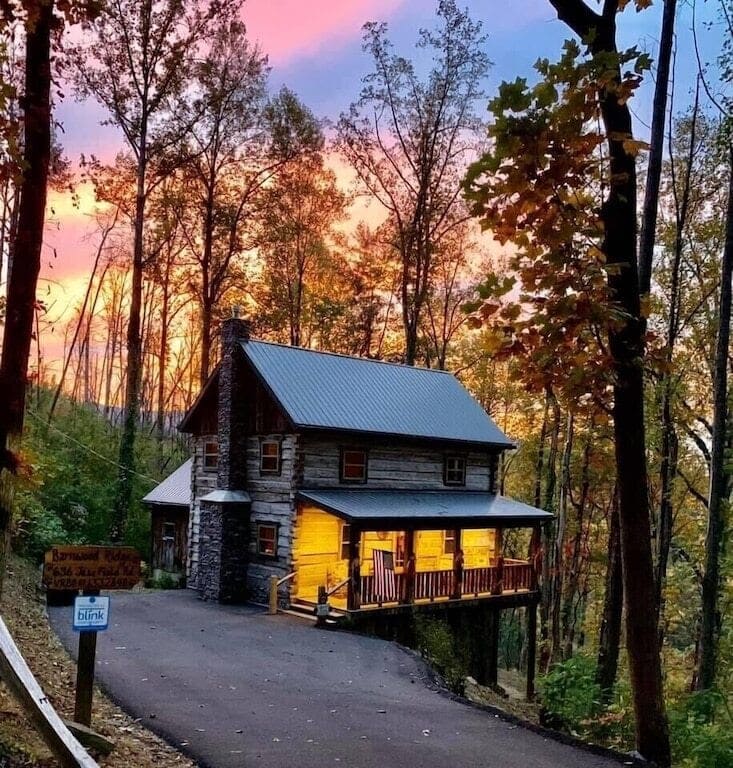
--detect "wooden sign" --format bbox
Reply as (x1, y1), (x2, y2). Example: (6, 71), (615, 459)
(43, 546), (140, 591)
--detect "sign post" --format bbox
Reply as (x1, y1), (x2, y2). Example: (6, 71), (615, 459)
(72, 593), (110, 727)
(43, 547), (139, 729)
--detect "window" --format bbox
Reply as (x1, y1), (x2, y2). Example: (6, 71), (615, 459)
(341, 449), (367, 483)
(443, 529), (457, 555)
(395, 532), (406, 567)
(257, 524), (278, 557)
(444, 455), (466, 486)
(203, 440), (219, 470)
(260, 440), (281, 474)
(162, 522), (176, 541)
(340, 524), (351, 560)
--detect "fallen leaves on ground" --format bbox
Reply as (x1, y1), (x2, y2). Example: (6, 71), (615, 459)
(0, 555), (197, 768)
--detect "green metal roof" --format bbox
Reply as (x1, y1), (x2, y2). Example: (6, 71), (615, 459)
(242, 340), (513, 448)
(296, 489), (552, 528)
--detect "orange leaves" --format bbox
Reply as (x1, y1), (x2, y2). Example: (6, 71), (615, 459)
(619, 0), (653, 11)
(622, 137), (650, 157)
(463, 42), (650, 408)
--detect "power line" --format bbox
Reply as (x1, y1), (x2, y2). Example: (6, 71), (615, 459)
(26, 409), (160, 486)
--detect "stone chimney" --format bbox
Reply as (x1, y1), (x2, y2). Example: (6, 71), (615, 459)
(198, 315), (252, 603)
(217, 317), (251, 491)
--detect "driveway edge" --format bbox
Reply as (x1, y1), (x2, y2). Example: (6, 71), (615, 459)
(392, 641), (649, 768)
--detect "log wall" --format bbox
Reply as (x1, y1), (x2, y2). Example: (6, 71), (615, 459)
(300, 438), (494, 491)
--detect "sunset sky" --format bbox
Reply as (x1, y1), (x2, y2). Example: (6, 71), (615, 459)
(39, 0), (723, 358)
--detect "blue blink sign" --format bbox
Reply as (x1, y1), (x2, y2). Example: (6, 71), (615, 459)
(73, 595), (110, 632)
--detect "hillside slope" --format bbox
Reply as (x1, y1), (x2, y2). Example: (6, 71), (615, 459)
(0, 555), (196, 767)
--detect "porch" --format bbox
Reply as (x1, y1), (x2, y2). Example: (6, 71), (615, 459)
(291, 489), (550, 614)
(359, 558), (535, 609)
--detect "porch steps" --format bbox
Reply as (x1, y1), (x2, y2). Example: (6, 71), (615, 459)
(287, 599), (347, 626)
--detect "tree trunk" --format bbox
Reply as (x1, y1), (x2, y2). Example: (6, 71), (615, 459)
(112, 123), (147, 541)
(0, 0), (53, 591)
(638, 0), (677, 296)
(539, 388), (561, 672)
(534, 396), (549, 508)
(696, 151), (733, 691)
(550, 411), (573, 664)
(156, 265), (171, 470)
(562, 425), (591, 660)
(655, 83), (700, 634)
(200, 295), (213, 387)
(199, 184), (215, 387)
(596, 490), (623, 701)
(549, 3), (670, 763)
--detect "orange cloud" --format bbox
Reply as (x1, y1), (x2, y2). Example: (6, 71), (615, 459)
(242, 0), (405, 64)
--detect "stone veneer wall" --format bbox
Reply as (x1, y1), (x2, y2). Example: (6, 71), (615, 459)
(198, 500), (250, 602)
(187, 434), (219, 590)
(195, 317), (253, 602)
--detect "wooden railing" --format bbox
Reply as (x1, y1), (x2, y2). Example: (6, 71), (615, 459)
(358, 560), (535, 607)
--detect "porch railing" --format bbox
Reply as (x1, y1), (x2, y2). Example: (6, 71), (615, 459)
(358, 560), (535, 607)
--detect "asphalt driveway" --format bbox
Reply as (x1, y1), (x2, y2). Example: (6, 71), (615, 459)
(50, 591), (624, 768)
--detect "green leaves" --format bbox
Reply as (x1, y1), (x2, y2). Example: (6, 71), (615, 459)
(489, 78), (531, 114)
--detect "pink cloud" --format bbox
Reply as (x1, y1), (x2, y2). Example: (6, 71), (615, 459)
(242, 0), (405, 65)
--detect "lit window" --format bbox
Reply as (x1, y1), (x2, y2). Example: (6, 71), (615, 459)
(257, 524), (277, 557)
(260, 440), (281, 474)
(395, 532), (406, 567)
(340, 524), (351, 560)
(443, 529), (457, 555)
(203, 440), (219, 470)
(444, 455), (466, 486)
(341, 449), (367, 482)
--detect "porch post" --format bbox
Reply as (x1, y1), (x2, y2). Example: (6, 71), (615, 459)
(347, 525), (361, 610)
(530, 524), (541, 591)
(526, 600), (538, 700)
(402, 529), (415, 604)
(452, 529), (464, 599)
(492, 528), (504, 595)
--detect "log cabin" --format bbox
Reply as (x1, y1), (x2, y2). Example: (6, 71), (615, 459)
(147, 317), (552, 693)
(143, 459), (191, 584)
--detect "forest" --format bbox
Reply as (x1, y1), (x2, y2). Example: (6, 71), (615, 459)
(0, 0), (731, 767)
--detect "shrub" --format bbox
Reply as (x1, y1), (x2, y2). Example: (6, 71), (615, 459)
(669, 690), (733, 768)
(538, 654), (602, 734)
(151, 572), (180, 590)
(13, 495), (70, 562)
(413, 614), (468, 694)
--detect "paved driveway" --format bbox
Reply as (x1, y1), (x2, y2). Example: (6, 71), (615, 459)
(50, 591), (623, 768)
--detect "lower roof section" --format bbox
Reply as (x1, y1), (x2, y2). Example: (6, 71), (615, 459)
(296, 489), (552, 529)
(143, 459), (192, 507)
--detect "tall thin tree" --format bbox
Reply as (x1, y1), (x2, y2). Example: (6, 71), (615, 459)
(72, 0), (236, 538)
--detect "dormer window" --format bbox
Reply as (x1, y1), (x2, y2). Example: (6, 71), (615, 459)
(260, 439), (281, 475)
(444, 455), (466, 486)
(203, 440), (219, 470)
(341, 449), (367, 483)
